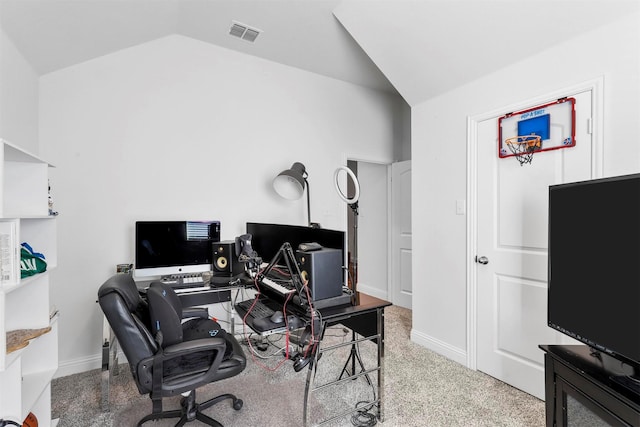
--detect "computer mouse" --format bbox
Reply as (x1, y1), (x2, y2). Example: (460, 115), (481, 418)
(270, 310), (285, 323)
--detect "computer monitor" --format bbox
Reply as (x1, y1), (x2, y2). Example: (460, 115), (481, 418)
(246, 221), (346, 267)
(134, 220), (220, 279)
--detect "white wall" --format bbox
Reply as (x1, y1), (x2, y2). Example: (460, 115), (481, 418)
(38, 35), (403, 375)
(411, 13), (640, 362)
(0, 28), (39, 152)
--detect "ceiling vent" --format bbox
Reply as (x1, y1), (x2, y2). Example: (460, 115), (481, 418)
(229, 22), (261, 43)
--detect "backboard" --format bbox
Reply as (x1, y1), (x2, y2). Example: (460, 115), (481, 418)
(498, 97), (576, 159)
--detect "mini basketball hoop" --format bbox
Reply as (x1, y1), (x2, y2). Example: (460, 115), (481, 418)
(504, 135), (542, 166)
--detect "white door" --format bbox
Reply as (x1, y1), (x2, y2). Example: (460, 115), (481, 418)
(476, 89), (597, 398)
(356, 162), (389, 299)
(391, 160), (412, 309)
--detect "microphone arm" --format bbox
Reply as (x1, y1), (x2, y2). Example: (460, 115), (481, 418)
(258, 242), (307, 305)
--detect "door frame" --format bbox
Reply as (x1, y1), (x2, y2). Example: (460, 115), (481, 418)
(390, 160), (412, 309)
(465, 77), (604, 370)
(341, 154), (393, 301)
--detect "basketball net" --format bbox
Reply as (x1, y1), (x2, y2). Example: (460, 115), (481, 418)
(505, 135), (542, 166)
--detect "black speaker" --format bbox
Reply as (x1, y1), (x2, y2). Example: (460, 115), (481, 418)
(212, 241), (243, 276)
(296, 248), (343, 301)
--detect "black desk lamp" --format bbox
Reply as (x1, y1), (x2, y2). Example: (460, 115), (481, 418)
(273, 162), (319, 228)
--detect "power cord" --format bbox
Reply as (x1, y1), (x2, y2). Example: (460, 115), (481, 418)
(351, 401), (377, 426)
(349, 338), (378, 426)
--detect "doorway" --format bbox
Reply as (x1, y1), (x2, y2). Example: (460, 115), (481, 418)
(345, 159), (411, 308)
(343, 160), (389, 301)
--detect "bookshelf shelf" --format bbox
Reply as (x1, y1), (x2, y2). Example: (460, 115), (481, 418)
(0, 139), (58, 426)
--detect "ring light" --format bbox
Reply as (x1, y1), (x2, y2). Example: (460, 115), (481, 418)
(333, 166), (360, 204)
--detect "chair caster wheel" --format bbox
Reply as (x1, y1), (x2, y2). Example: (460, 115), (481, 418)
(233, 398), (243, 410)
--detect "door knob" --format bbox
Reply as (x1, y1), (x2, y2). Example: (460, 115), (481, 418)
(476, 256), (489, 265)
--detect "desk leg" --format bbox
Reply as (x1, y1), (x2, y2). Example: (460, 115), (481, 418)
(377, 307), (385, 422)
(229, 288), (238, 336)
(303, 321), (327, 427)
(101, 316), (119, 411)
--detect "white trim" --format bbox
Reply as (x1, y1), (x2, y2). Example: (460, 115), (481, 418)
(465, 115), (478, 370)
(356, 282), (389, 301)
(386, 163), (393, 303)
(54, 354), (101, 378)
(466, 76), (605, 371)
(410, 328), (467, 366)
(341, 153), (394, 302)
(55, 350), (129, 378)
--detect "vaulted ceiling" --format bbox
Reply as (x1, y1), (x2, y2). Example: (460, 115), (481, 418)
(1, 0), (636, 105)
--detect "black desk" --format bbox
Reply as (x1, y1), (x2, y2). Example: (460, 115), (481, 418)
(540, 345), (640, 426)
(239, 292), (391, 426)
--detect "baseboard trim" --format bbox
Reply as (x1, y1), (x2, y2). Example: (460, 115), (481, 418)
(356, 283), (388, 301)
(55, 350), (128, 378)
(55, 354), (102, 378)
(410, 328), (468, 367)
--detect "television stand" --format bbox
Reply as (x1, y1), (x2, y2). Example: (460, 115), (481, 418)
(611, 375), (640, 396)
(540, 345), (640, 426)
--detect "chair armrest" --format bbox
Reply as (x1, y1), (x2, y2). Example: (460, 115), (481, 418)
(145, 337), (228, 396)
(182, 307), (209, 319)
(162, 337), (226, 358)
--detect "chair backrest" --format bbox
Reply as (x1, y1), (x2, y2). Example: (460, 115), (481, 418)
(98, 274), (157, 388)
(146, 282), (185, 347)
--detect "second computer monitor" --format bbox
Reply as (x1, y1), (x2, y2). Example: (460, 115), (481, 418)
(246, 222), (345, 266)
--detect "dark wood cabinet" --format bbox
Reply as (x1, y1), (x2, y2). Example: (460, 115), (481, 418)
(540, 345), (640, 427)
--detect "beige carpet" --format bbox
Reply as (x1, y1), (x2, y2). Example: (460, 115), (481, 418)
(52, 305), (545, 426)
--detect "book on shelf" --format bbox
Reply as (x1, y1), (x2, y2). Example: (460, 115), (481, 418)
(0, 221), (16, 286)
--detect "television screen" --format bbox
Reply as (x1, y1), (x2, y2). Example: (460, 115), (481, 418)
(548, 174), (640, 366)
(134, 220), (220, 279)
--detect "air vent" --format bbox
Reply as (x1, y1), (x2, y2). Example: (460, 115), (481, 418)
(229, 21), (261, 42)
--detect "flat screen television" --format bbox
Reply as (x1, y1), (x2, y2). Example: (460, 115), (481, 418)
(246, 221), (346, 268)
(548, 173), (640, 389)
(134, 220), (220, 279)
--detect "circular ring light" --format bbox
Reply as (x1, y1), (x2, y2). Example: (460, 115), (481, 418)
(333, 166), (360, 204)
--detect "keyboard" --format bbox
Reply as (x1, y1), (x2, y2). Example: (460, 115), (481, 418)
(173, 285), (211, 294)
(236, 299), (275, 320)
(161, 275), (205, 288)
(260, 276), (295, 295)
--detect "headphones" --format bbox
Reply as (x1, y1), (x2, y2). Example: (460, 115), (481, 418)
(234, 234), (253, 257)
(292, 326), (314, 372)
(291, 312), (322, 372)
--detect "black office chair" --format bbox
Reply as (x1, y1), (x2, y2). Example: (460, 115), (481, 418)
(97, 274), (246, 426)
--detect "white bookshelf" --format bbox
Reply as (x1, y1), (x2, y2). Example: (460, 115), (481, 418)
(0, 139), (58, 426)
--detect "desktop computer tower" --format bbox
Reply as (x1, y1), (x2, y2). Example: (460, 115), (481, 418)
(296, 248), (343, 301)
(212, 241), (243, 276)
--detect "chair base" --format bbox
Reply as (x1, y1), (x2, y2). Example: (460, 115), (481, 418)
(137, 389), (243, 427)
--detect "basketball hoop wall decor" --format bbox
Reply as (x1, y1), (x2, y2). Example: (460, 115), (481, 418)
(498, 97), (575, 166)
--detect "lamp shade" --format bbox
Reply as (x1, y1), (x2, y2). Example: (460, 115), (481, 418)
(273, 162), (307, 200)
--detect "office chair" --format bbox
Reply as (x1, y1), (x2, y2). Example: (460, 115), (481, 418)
(98, 274), (246, 426)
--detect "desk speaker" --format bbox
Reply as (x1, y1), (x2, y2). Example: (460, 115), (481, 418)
(296, 248), (343, 301)
(212, 241), (243, 276)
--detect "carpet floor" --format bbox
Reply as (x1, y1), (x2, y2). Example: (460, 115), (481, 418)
(52, 305), (545, 426)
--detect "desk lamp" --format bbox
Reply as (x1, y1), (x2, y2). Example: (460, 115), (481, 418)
(273, 162), (319, 228)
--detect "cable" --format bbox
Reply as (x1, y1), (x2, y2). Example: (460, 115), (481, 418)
(241, 272), (296, 372)
(351, 401), (377, 426)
